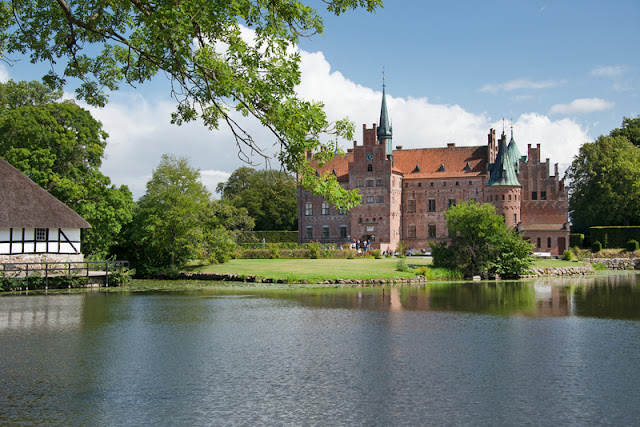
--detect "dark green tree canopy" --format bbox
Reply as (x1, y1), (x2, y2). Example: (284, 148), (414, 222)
(0, 81), (133, 256)
(567, 134), (640, 232)
(432, 201), (533, 278)
(216, 166), (297, 231)
(0, 0), (380, 208)
(610, 115), (640, 147)
(0, 79), (63, 110)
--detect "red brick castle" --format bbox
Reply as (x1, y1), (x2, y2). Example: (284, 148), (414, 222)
(297, 86), (570, 255)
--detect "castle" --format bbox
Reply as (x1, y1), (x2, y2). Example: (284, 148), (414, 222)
(297, 86), (570, 255)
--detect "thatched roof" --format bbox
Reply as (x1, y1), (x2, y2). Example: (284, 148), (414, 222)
(0, 156), (91, 229)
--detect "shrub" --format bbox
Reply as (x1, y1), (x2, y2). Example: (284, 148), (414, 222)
(415, 266), (429, 276)
(306, 241), (321, 259)
(563, 250), (574, 261)
(592, 240), (602, 253)
(592, 263), (607, 271)
(627, 239), (639, 252)
(370, 249), (382, 259)
(395, 259), (409, 272)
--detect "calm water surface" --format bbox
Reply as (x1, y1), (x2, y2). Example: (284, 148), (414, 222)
(1, 273), (640, 426)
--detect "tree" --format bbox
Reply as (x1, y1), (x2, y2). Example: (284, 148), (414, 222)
(201, 201), (255, 264)
(610, 115), (640, 147)
(131, 154), (211, 269)
(567, 135), (640, 232)
(216, 166), (297, 230)
(0, 0), (380, 208)
(432, 201), (534, 278)
(0, 79), (63, 110)
(0, 83), (134, 256)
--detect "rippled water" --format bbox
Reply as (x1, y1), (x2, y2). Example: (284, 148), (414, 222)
(1, 273), (640, 425)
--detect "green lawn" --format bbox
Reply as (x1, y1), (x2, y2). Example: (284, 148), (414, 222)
(189, 257), (584, 282)
(191, 257), (431, 282)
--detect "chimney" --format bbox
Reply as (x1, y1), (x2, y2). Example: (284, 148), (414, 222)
(396, 146), (403, 150)
(447, 143), (455, 148)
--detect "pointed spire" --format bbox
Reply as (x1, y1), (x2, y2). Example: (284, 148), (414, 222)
(508, 123), (522, 173)
(377, 70), (392, 143)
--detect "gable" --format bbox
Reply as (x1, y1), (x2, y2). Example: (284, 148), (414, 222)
(0, 157), (91, 229)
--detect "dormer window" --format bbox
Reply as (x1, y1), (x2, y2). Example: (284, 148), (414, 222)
(438, 163), (446, 172)
(463, 162), (472, 171)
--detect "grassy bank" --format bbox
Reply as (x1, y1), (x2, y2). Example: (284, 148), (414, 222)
(187, 257), (586, 283)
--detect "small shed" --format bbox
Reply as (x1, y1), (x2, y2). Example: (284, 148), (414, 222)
(0, 156), (90, 264)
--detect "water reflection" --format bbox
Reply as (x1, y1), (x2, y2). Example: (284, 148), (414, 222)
(243, 272), (640, 320)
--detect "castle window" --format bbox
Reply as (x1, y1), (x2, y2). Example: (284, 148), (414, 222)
(322, 202), (329, 215)
(408, 199), (416, 213)
(541, 191), (547, 200)
(455, 181), (459, 186)
(377, 196), (384, 203)
(537, 237), (541, 248)
(515, 195), (518, 201)
(407, 225), (416, 238)
(508, 195), (512, 201)
(366, 196), (374, 204)
(339, 226), (348, 239)
(428, 224), (436, 238)
(532, 191), (538, 200)
(428, 199), (436, 212)
(356, 180), (363, 187)
(376, 179), (384, 187)
(305, 202), (313, 216)
(502, 195), (505, 201)
(448, 199), (456, 208)
(306, 227), (313, 239)
(469, 181), (473, 186)
(367, 164), (373, 172)
(430, 182), (434, 187)
(443, 182), (447, 187)
(322, 226), (330, 239)
(358, 218), (362, 223)
(418, 183), (422, 187)
(490, 195), (493, 201)
(35, 228), (47, 241)
(547, 237), (552, 248)
(366, 180), (374, 187)
(514, 214), (517, 224)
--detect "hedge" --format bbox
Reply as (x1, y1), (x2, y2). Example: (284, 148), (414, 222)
(570, 233), (585, 248)
(590, 227), (640, 249)
(238, 231), (298, 244)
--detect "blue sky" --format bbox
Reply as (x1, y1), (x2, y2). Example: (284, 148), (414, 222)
(1, 0), (638, 198)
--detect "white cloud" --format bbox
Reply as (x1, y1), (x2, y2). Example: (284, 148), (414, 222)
(61, 45), (588, 200)
(548, 98), (614, 115)
(0, 64), (9, 83)
(508, 113), (590, 174)
(591, 65), (624, 77)
(479, 78), (558, 93)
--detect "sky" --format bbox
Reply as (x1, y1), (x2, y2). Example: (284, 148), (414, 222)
(1, 0), (638, 199)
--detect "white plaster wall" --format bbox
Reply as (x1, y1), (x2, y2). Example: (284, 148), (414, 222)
(0, 227), (82, 255)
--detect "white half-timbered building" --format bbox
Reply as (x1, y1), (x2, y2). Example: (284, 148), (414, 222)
(0, 156), (90, 264)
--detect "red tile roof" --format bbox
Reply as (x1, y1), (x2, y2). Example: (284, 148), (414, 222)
(309, 145), (488, 181)
(394, 146), (488, 179)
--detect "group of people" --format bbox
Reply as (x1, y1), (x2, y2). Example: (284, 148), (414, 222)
(351, 239), (371, 253)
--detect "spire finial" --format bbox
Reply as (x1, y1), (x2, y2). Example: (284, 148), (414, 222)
(510, 118), (514, 138)
(382, 67), (386, 90)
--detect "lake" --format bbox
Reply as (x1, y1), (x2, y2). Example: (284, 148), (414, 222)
(1, 272), (640, 425)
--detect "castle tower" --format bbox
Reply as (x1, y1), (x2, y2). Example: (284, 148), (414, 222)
(507, 126), (522, 174)
(486, 131), (522, 228)
(377, 78), (393, 159)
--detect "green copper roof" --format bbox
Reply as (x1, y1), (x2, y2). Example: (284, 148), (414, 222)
(487, 133), (521, 187)
(507, 130), (522, 173)
(377, 85), (392, 141)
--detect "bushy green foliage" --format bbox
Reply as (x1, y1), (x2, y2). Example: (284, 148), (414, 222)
(590, 227), (640, 249)
(592, 263), (607, 271)
(570, 233), (585, 248)
(370, 249), (382, 259)
(395, 259), (409, 272)
(395, 241), (409, 258)
(563, 250), (574, 261)
(432, 201), (534, 278)
(0, 82), (134, 256)
(592, 240), (602, 252)
(627, 239), (639, 252)
(239, 231), (299, 244)
(0, 0), (380, 207)
(568, 135), (640, 232)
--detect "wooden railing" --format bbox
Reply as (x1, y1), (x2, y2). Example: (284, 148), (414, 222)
(1, 260), (129, 288)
